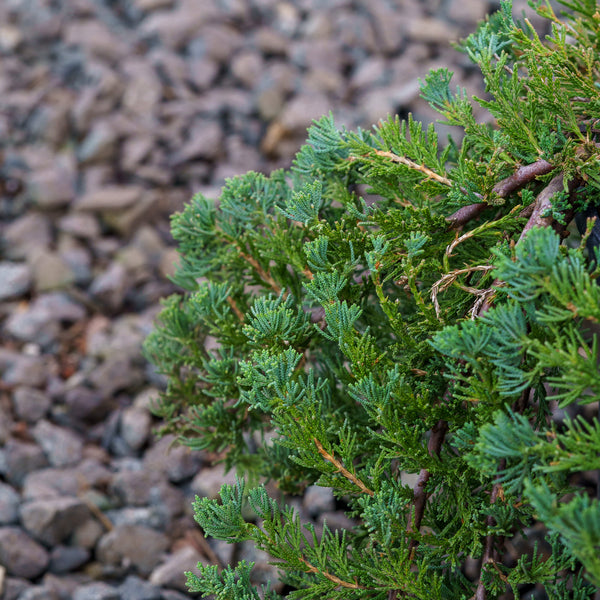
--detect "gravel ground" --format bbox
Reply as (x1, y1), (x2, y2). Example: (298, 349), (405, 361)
(0, 1), (553, 598)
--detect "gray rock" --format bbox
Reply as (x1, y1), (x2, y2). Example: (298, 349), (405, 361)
(110, 469), (165, 506)
(76, 185), (144, 211)
(231, 50), (264, 88)
(121, 58), (163, 116)
(149, 545), (206, 592)
(70, 517), (104, 549)
(64, 19), (129, 63)
(17, 585), (59, 600)
(141, 0), (219, 49)
(27, 166), (74, 209)
(3, 440), (49, 487)
(186, 57), (219, 90)
(89, 262), (128, 311)
(0, 262), (31, 300)
(105, 506), (170, 531)
(29, 250), (76, 292)
(161, 591), (189, 600)
(64, 386), (113, 423)
(88, 355), (144, 398)
(0, 349), (49, 388)
(77, 120), (119, 164)
(118, 575), (162, 600)
(0, 526), (49, 578)
(48, 545), (91, 574)
(73, 582), (120, 600)
(96, 524), (169, 575)
(170, 120), (224, 165)
(278, 93), (331, 134)
(1, 577), (31, 600)
(32, 420), (84, 468)
(21, 460), (109, 500)
(303, 485), (336, 517)
(121, 135), (154, 172)
(58, 213), (101, 239)
(38, 573), (84, 600)
(2, 213), (52, 260)
(144, 435), (204, 484)
(11, 386), (52, 423)
(0, 481), (20, 525)
(190, 463), (236, 499)
(20, 496), (90, 546)
(119, 406), (153, 452)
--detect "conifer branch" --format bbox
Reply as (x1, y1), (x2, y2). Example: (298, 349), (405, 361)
(314, 438), (374, 496)
(298, 556), (366, 589)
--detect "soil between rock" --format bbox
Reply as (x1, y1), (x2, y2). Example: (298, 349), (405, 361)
(0, 1), (552, 598)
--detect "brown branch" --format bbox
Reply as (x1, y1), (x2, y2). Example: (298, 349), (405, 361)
(447, 159), (554, 229)
(238, 250), (282, 295)
(314, 438), (374, 496)
(227, 296), (245, 322)
(517, 172), (575, 242)
(388, 418), (449, 600)
(406, 419), (448, 547)
(475, 459), (507, 600)
(299, 556), (366, 589)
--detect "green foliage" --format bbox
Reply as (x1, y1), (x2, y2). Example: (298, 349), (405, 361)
(144, 1), (600, 598)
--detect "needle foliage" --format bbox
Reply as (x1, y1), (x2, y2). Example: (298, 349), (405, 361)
(144, 1), (600, 597)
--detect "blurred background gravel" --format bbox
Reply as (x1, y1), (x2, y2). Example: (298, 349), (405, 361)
(0, 1), (554, 598)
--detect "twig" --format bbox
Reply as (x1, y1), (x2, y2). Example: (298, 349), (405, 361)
(314, 438), (374, 496)
(374, 150), (453, 186)
(299, 556), (366, 589)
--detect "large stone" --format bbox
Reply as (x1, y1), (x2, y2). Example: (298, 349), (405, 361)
(2, 213), (52, 260)
(96, 524), (169, 575)
(73, 582), (120, 600)
(76, 185), (144, 211)
(149, 545), (206, 592)
(0, 526), (49, 578)
(0, 261), (31, 300)
(143, 435), (203, 483)
(0, 482), (20, 525)
(32, 420), (84, 468)
(11, 386), (51, 423)
(20, 496), (90, 546)
(119, 575), (162, 600)
(28, 165), (75, 208)
(3, 440), (49, 487)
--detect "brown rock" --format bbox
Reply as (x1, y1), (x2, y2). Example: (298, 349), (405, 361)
(121, 59), (163, 117)
(75, 185), (144, 211)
